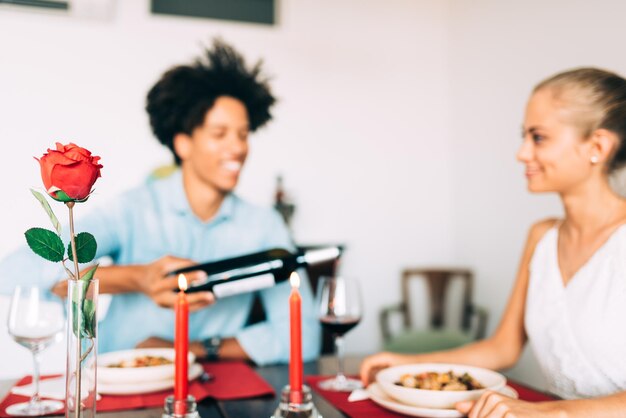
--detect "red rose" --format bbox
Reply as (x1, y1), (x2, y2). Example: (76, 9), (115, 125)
(36, 142), (103, 201)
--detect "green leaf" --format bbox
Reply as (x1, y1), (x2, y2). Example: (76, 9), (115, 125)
(70, 280), (95, 339)
(24, 228), (64, 262)
(80, 264), (98, 282)
(30, 189), (62, 235)
(67, 232), (97, 264)
(71, 299), (80, 338)
(50, 189), (74, 203)
(70, 266), (99, 338)
(70, 283), (84, 339)
(82, 299), (96, 338)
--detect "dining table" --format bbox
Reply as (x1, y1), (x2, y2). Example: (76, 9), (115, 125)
(0, 356), (552, 418)
(0, 356), (361, 418)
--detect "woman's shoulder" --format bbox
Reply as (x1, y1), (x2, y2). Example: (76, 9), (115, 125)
(527, 217), (560, 246)
(517, 218), (561, 268)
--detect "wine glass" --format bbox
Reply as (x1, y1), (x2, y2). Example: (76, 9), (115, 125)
(316, 276), (363, 391)
(6, 285), (65, 416)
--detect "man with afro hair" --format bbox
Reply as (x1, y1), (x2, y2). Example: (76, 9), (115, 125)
(0, 39), (320, 366)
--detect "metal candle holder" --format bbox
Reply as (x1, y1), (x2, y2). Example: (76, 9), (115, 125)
(162, 394), (200, 418)
(272, 384), (321, 418)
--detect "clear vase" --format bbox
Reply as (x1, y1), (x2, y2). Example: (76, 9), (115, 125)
(65, 279), (98, 418)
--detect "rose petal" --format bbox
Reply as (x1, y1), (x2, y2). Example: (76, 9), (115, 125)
(50, 161), (100, 200)
(37, 151), (76, 191)
(64, 149), (91, 162)
(66, 144), (92, 158)
(43, 150), (78, 166)
(41, 143), (102, 199)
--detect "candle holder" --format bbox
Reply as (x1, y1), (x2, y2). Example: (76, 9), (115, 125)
(162, 395), (200, 418)
(272, 385), (321, 418)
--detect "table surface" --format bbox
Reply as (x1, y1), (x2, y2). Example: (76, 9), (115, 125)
(0, 356), (361, 418)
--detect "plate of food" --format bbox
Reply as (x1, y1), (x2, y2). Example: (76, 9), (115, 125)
(367, 382), (518, 418)
(98, 348), (195, 384)
(98, 362), (204, 395)
(376, 363), (507, 409)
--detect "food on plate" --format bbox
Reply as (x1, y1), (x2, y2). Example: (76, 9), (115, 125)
(396, 371), (484, 391)
(107, 355), (173, 368)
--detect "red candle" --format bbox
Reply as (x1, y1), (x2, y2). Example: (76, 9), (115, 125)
(175, 274), (189, 404)
(289, 272), (303, 402)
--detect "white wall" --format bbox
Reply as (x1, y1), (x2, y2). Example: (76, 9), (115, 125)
(0, 0), (453, 377)
(448, 0), (626, 387)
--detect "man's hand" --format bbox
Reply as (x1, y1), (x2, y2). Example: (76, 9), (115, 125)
(136, 336), (174, 350)
(50, 255), (214, 310)
(138, 255), (214, 311)
(136, 336), (250, 361)
(51, 279), (67, 298)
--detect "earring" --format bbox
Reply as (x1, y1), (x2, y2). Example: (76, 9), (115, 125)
(590, 155), (599, 164)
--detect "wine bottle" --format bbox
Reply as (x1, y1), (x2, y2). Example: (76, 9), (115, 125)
(169, 246), (342, 298)
(273, 175), (295, 227)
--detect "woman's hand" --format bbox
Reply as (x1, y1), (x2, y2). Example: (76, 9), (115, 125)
(456, 391), (564, 418)
(138, 255), (214, 311)
(359, 351), (417, 386)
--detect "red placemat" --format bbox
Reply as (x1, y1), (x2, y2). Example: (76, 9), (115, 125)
(306, 376), (407, 418)
(0, 361), (274, 417)
(305, 375), (556, 418)
(506, 381), (555, 403)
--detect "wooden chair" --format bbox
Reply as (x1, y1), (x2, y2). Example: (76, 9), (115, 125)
(379, 268), (488, 353)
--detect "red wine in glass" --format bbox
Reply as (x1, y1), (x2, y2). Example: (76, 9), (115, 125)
(316, 276), (363, 391)
(319, 315), (361, 336)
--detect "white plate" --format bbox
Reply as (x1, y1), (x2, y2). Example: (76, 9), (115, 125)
(376, 363), (507, 409)
(98, 348), (195, 384)
(98, 363), (204, 395)
(367, 382), (518, 418)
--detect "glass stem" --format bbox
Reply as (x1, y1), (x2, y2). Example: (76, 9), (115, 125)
(334, 335), (346, 382)
(30, 351), (42, 407)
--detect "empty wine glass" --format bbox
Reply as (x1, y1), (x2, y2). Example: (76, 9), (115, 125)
(316, 276), (363, 391)
(6, 285), (65, 416)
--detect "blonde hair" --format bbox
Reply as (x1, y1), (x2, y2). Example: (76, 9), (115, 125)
(534, 68), (626, 172)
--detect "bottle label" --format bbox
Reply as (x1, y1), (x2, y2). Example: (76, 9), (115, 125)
(214, 259), (283, 281)
(212, 274), (277, 298)
(303, 247), (341, 265)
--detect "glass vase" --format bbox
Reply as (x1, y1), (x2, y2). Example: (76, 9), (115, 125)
(65, 279), (98, 418)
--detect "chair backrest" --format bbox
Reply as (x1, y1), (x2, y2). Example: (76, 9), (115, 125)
(400, 268), (474, 332)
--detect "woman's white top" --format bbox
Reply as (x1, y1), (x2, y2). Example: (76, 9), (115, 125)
(525, 224), (626, 399)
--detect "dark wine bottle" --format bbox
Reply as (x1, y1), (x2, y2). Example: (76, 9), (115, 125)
(169, 246), (342, 298)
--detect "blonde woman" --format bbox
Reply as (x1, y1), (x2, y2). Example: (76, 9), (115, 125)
(361, 68), (626, 417)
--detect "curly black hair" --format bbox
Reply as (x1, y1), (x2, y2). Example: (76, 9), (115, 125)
(146, 39), (276, 165)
